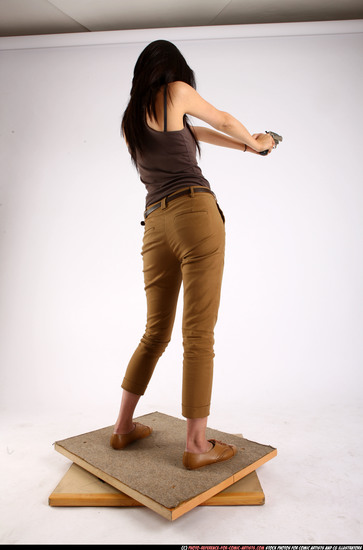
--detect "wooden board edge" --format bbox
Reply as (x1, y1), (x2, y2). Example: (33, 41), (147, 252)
(233, 448), (277, 483)
(200, 492), (265, 506)
(170, 447), (277, 520)
(54, 443), (172, 521)
(169, 477), (232, 520)
(49, 493), (143, 507)
(49, 490), (265, 507)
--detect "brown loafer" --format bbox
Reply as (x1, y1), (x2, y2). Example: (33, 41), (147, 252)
(183, 439), (237, 470)
(110, 422), (153, 450)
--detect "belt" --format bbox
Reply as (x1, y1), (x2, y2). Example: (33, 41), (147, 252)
(143, 187), (215, 222)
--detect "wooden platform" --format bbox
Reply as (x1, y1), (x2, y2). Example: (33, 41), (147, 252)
(49, 463), (265, 507)
(53, 411), (277, 521)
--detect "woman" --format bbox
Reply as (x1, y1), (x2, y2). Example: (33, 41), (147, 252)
(110, 40), (275, 470)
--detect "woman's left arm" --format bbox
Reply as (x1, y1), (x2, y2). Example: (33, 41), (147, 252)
(191, 126), (261, 154)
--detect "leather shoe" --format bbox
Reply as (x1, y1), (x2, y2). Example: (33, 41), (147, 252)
(183, 439), (237, 470)
(110, 422), (153, 450)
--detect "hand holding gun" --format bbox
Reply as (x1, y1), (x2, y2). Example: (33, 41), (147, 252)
(259, 131), (283, 155)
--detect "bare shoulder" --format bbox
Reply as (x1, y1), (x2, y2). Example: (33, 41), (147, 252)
(168, 81), (225, 129)
(168, 81), (195, 100)
(168, 80), (200, 113)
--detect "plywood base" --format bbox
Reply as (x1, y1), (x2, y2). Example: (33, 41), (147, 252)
(49, 462), (265, 507)
(53, 411), (277, 520)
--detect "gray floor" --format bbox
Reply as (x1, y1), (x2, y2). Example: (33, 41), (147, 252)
(1, 398), (362, 545)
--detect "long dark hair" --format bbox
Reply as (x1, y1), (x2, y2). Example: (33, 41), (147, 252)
(122, 40), (200, 165)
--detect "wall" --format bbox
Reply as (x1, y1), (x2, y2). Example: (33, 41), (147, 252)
(0, 21), (362, 423)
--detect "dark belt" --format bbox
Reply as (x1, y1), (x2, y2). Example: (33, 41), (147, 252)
(142, 187), (215, 222)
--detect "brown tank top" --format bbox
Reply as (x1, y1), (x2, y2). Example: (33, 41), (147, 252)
(136, 87), (211, 207)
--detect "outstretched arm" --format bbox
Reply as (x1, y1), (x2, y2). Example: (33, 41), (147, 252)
(171, 81), (275, 154)
(191, 126), (262, 154)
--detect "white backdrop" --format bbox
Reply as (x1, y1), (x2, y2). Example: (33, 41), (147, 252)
(0, 21), (362, 426)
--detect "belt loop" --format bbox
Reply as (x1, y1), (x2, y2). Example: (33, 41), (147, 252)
(161, 197), (167, 210)
(189, 187), (195, 198)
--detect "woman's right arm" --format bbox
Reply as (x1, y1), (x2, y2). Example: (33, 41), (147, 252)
(172, 81), (275, 153)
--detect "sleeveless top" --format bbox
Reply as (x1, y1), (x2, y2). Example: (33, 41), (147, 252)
(135, 86), (211, 207)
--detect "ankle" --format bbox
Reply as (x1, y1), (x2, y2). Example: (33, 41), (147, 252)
(185, 440), (213, 454)
(113, 422), (135, 435)
(186, 416), (210, 453)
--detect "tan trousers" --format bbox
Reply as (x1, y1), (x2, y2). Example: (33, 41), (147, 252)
(121, 187), (225, 418)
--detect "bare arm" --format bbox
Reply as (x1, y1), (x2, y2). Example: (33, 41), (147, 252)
(191, 126), (261, 154)
(171, 81), (274, 153)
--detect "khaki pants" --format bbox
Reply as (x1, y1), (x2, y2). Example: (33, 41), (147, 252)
(122, 187), (225, 418)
